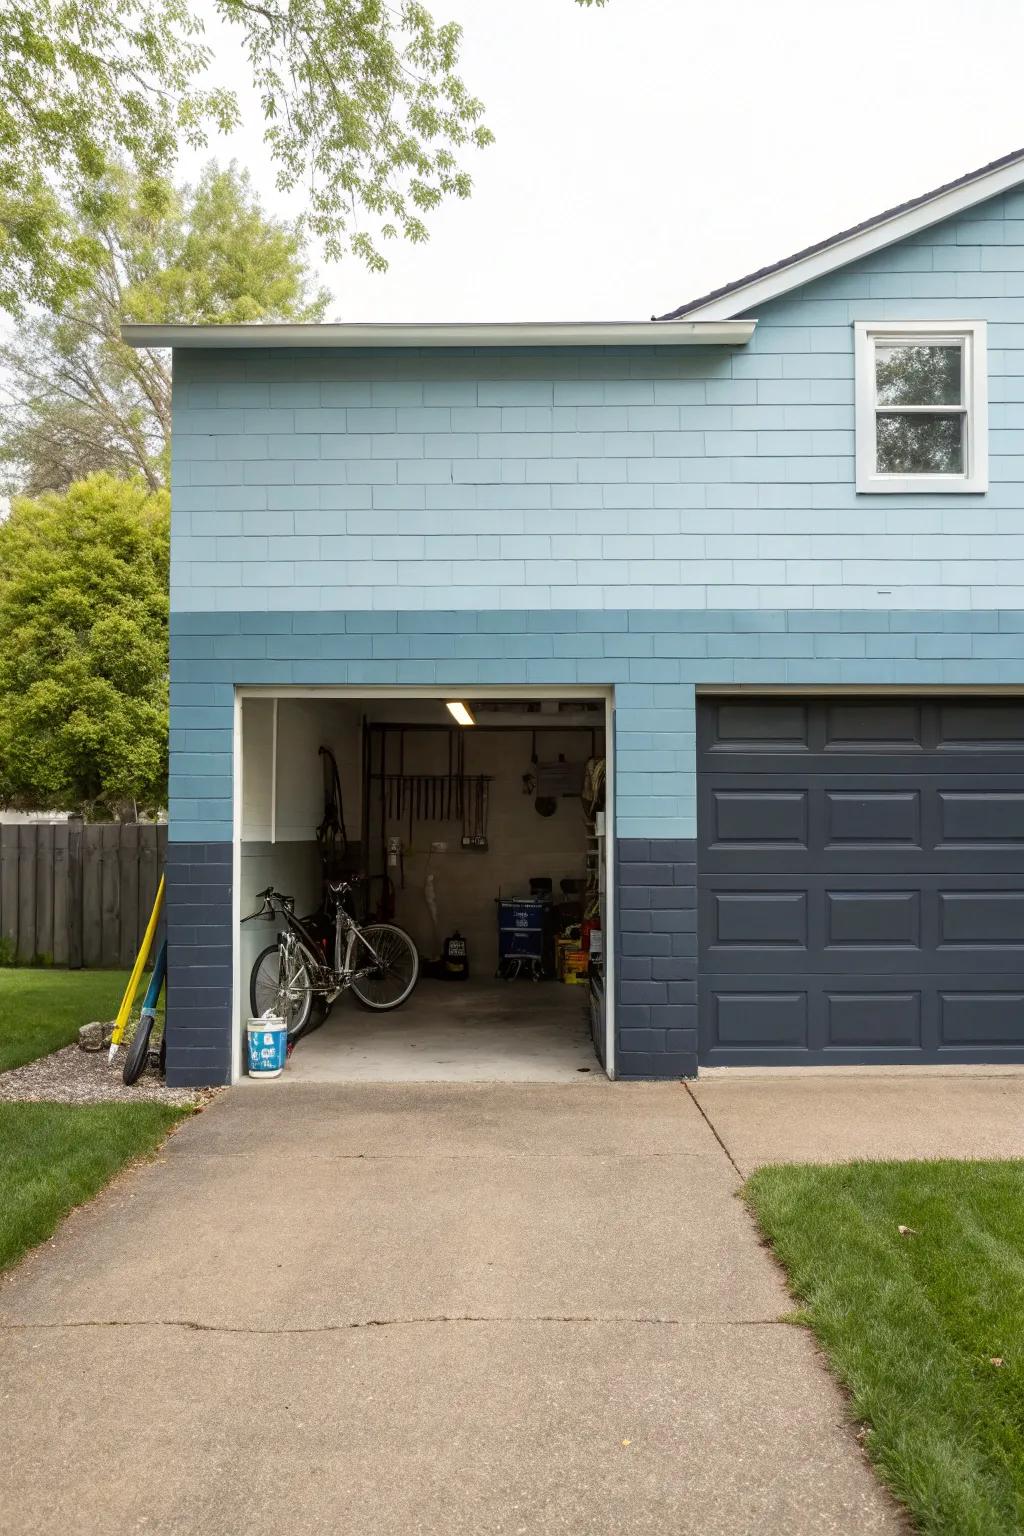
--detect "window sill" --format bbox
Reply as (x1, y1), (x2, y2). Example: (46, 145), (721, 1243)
(856, 473), (988, 495)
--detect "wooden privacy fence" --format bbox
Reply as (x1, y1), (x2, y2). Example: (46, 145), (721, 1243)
(0, 821), (166, 968)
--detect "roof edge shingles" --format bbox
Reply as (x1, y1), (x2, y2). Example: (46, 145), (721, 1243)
(654, 146), (1024, 322)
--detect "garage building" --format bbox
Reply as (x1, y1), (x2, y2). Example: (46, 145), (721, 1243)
(143, 149), (1024, 1083)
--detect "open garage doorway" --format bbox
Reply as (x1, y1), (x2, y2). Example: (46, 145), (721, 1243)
(235, 688), (612, 1082)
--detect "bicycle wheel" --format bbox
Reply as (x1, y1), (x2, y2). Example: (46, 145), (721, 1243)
(348, 924), (419, 1011)
(250, 942), (316, 1041)
(122, 1015), (154, 1085)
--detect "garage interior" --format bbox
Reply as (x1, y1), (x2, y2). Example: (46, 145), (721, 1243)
(238, 692), (609, 1081)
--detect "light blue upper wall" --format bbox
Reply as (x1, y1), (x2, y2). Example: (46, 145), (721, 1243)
(170, 186), (1024, 616)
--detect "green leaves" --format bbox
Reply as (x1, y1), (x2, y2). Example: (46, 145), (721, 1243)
(223, 0), (494, 267)
(0, 474), (170, 817)
(0, 0), (495, 306)
(0, 160), (328, 494)
(0, 0), (613, 306)
(0, 0), (235, 313)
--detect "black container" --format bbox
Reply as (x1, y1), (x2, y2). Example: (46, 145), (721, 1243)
(442, 930), (469, 980)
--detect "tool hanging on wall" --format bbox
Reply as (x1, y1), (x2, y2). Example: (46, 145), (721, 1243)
(378, 773), (492, 840)
(316, 745), (349, 881)
(460, 773), (489, 851)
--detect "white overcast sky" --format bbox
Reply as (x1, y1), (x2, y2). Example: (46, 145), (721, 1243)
(186, 0), (1024, 323)
(163, 0), (1024, 321)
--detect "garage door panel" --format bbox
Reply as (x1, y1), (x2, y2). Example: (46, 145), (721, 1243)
(708, 701), (809, 749)
(824, 700), (923, 749)
(702, 974), (934, 1057)
(712, 890), (808, 949)
(709, 990), (808, 1049)
(825, 789), (921, 848)
(826, 990), (921, 1047)
(826, 890), (920, 948)
(708, 789), (808, 848)
(938, 891), (1024, 947)
(938, 791), (1024, 846)
(698, 696), (1024, 1065)
(937, 700), (1024, 749)
(939, 991), (1024, 1045)
(702, 774), (1024, 873)
(701, 973), (1024, 1061)
(702, 874), (1024, 973)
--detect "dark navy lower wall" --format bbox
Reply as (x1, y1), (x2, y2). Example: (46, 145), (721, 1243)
(616, 839), (697, 1078)
(165, 841), (233, 1087)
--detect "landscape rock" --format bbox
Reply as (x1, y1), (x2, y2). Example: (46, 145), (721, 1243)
(1, 1042), (206, 1105)
(78, 1022), (104, 1052)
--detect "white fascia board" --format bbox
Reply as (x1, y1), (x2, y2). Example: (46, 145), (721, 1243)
(679, 155), (1024, 321)
(121, 319), (755, 349)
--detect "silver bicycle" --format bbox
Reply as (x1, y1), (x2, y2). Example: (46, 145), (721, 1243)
(244, 880), (419, 1042)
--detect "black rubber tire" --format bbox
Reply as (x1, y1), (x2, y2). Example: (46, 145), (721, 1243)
(349, 924), (420, 1011)
(123, 1015), (155, 1085)
(250, 942), (316, 1041)
(303, 997), (331, 1036)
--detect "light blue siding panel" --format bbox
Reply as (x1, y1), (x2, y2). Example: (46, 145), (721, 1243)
(172, 186), (1024, 624)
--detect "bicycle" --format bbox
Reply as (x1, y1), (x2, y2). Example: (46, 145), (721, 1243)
(244, 879), (419, 1043)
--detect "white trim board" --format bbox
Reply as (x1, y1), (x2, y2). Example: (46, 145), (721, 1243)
(230, 682), (617, 1083)
(674, 153), (1024, 321)
(123, 319), (756, 350)
(234, 684), (610, 701)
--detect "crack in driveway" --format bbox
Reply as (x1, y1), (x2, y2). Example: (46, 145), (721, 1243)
(1, 1314), (792, 1335)
(683, 1083), (743, 1177)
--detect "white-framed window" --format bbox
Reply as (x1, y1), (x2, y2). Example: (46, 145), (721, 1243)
(854, 320), (988, 493)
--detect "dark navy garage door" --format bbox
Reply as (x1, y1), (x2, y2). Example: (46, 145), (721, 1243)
(697, 696), (1024, 1065)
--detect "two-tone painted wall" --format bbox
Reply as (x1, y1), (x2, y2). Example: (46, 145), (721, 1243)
(167, 186), (1024, 1085)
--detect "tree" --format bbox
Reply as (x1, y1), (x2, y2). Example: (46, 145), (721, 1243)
(0, 0), (498, 313)
(0, 161), (330, 494)
(0, 474), (169, 818)
(1, 1), (609, 313)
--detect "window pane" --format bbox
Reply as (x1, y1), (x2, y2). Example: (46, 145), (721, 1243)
(876, 413), (964, 474)
(875, 343), (962, 406)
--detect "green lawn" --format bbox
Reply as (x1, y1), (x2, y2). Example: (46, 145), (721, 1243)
(0, 967), (145, 1073)
(746, 1160), (1024, 1536)
(0, 1101), (189, 1272)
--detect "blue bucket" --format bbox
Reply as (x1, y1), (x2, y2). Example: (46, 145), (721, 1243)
(247, 1015), (287, 1078)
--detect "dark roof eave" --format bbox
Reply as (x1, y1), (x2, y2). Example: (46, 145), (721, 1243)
(655, 145), (1024, 322)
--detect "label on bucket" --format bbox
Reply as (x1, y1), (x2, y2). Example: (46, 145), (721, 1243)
(247, 1018), (287, 1075)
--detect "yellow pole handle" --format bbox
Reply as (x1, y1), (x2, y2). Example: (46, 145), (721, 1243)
(108, 875), (165, 1058)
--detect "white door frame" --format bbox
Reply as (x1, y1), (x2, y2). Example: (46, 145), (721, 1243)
(232, 684), (616, 1083)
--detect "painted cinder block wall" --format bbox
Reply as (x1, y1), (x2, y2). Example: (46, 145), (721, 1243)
(167, 186), (1024, 1084)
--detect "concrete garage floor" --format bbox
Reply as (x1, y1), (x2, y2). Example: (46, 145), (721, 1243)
(272, 975), (601, 1084)
(0, 1081), (902, 1536)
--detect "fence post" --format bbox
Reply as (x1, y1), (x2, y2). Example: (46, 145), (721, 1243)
(16, 826), (38, 964)
(67, 815), (84, 970)
(0, 824), (18, 961)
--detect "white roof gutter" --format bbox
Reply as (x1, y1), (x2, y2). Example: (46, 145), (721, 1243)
(120, 319), (756, 349)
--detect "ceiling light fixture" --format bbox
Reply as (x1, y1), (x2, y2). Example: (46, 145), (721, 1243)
(446, 701), (476, 727)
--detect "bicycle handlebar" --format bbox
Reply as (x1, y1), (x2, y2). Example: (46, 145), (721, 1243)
(242, 877), (365, 923)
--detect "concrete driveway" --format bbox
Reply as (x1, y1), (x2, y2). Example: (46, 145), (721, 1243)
(0, 1079), (908, 1536)
(690, 1069), (1024, 1175)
